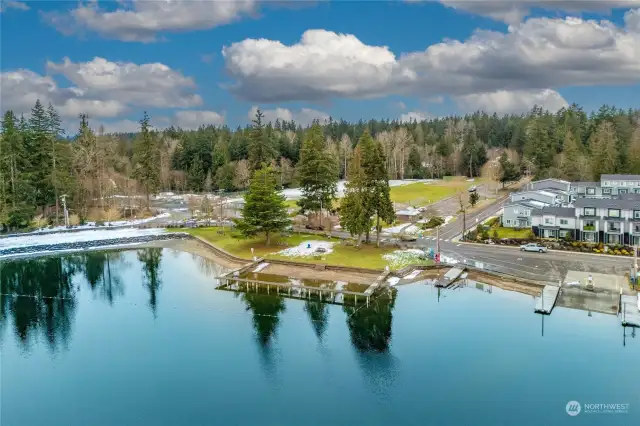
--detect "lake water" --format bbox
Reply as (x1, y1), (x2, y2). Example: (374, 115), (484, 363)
(1, 248), (639, 426)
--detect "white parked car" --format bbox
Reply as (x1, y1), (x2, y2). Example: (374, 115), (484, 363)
(519, 243), (548, 253)
(468, 186), (477, 192)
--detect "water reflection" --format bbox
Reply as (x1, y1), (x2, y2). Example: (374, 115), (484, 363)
(304, 300), (329, 341)
(241, 292), (286, 378)
(343, 289), (398, 395)
(137, 248), (163, 317)
(80, 251), (127, 305)
(0, 256), (78, 353)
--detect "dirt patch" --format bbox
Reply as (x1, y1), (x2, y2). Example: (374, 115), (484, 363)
(466, 270), (542, 296)
(260, 262), (378, 284)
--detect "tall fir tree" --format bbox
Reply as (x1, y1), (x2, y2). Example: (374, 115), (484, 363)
(361, 134), (395, 247)
(47, 103), (64, 224)
(235, 164), (290, 246)
(297, 122), (338, 215)
(187, 154), (205, 192)
(560, 130), (581, 181)
(627, 127), (640, 174)
(340, 146), (370, 245)
(248, 109), (275, 171)
(589, 121), (618, 180)
(132, 112), (160, 207)
(28, 100), (54, 214)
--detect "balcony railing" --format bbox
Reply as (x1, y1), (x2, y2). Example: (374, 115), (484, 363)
(583, 225), (596, 231)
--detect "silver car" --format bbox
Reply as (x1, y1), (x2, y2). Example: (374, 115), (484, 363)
(519, 243), (548, 253)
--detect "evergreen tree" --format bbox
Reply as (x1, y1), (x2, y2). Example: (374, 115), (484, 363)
(627, 127), (640, 174)
(187, 154), (205, 192)
(235, 164), (290, 245)
(28, 99), (54, 215)
(132, 112), (160, 206)
(47, 103), (64, 224)
(0, 111), (35, 229)
(589, 121), (618, 180)
(469, 191), (479, 207)
(361, 133), (395, 247)
(248, 109), (275, 171)
(297, 122), (338, 215)
(498, 152), (520, 188)
(560, 130), (581, 181)
(407, 146), (423, 178)
(340, 146), (370, 245)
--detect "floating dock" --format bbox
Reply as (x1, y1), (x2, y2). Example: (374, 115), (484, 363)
(534, 285), (561, 314)
(621, 294), (640, 327)
(435, 267), (464, 288)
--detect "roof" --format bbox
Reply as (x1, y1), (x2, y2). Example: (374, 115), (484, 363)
(537, 190), (560, 198)
(532, 178), (571, 185)
(505, 199), (549, 209)
(601, 174), (640, 181)
(532, 207), (576, 218)
(571, 181), (600, 187)
(574, 197), (640, 209)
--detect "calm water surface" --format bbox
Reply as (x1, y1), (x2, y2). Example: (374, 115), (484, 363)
(1, 248), (639, 426)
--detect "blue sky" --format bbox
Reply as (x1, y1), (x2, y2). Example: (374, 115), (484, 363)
(1, 1), (639, 132)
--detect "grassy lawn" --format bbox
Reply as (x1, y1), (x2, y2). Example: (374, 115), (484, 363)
(390, 178), (472, 206)
(490, 227), (531, 239)
(177, 228), (432, 270)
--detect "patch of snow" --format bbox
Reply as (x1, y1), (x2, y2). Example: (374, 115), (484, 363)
(281, 179), (435, 200)
(0, 228), (167, 251)
(0, 242), (147, 260)
(382, 249), (427, 268)
(25, 212), (171, 235)
(403, 270), (421, 280)
(384, 224), (421, 235)
(277, 240), (334, 257)
(386, 276), (401, 286)
(253, 262), (270, 273)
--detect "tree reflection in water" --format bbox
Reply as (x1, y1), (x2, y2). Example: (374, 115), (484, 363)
(241, 291), (286, 378)
(343, 289), (398, 396)
(304, 300), (329, 342)
(137, 248), (163, 317)
(80, 251), (127, 305)
(0, 255), (79, 353)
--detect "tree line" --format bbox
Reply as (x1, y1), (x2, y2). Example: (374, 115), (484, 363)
(1, 100), (639, 231)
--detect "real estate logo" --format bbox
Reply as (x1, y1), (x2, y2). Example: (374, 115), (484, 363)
(566, 401), (581, 416)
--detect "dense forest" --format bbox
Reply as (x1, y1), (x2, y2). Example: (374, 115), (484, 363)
(1, 100), (639, 231)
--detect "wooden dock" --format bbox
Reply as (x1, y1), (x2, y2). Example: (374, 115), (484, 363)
(621, 294), (640, 327)
(534, 285), (561, 314)
(435, 267), (464, 288)
(217, 276), (373, 306)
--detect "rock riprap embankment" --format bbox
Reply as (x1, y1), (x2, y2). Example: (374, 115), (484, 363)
(0, 228), (188, 257)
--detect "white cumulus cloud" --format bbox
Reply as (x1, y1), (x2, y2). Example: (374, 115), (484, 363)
(248, 106), (330, 126)
(438, 1), (640, 25)
(43, 0), (258, 42)
(171, 110), (225, 129)
(222, 13), (640, 108)
(399, 111), (430, 123)
(1, 57), (202, 119)
(0, 0), (29, 12)
(454, 89), (569, 114)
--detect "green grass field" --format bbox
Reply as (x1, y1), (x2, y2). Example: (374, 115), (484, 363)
(490, 227), (531, 239)
(177, 228), (432, 270)
(390, 179), (471, 205)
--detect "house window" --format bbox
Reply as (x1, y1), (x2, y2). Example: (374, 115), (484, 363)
(602, 188), (612, 195)
(560, 219), (568, 225)
(545, 218), (553, 225)
(505, 220), (511, 225)
(619, 189), (628, 194)
(608, 209), (621, 218)
(604, 181), (610, 186)
(635, 210), (640, 219)
(635, 189), (640, 194)
(586, 188), (596, 195)
(583, 207), (596, 216)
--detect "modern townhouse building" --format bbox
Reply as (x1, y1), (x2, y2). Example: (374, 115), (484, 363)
(570, 174), (640, 199)
(502, 199), (549, 228)
(573, 196), (640, 245)
(510, 189), (565, 206)
(531, 207), (576, 239)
